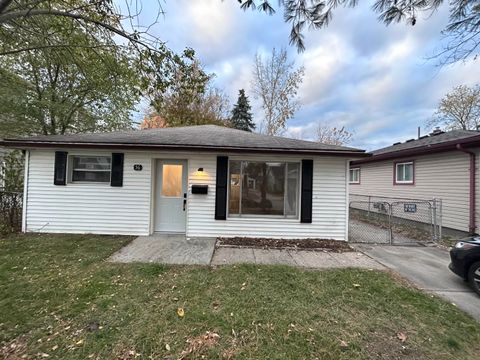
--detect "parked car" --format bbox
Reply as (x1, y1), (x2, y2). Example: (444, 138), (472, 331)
(449, 237), (480, 295)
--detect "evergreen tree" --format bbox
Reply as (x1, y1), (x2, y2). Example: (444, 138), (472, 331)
(231, 89), (256, 132)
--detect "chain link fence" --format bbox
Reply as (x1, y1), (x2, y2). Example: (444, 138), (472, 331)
(349, 194), (442, 245)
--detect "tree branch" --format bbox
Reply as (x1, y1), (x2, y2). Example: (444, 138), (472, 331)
(0, 43), (115, 56)
(0, 8), (158, 52)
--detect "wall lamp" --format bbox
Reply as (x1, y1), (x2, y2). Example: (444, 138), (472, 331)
(197, 167), (204, 172)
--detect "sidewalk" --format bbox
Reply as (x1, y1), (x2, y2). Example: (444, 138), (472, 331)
(211, 246), (384, 269)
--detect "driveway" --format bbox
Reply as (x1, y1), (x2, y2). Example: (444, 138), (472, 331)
(355, 244), (480, 321)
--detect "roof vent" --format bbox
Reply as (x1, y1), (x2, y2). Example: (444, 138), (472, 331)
(430, 127), (444, 136)
(393, 142), (401, 146)
(406, 139), (415, 143)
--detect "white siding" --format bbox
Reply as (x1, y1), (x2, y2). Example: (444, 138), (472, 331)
(187, 155), (348, 240)
(350, 151), (471, 232)
(25, 149), (152, 235)
(25, 149), (349, 240)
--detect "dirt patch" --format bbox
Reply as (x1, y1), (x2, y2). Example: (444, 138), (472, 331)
(362, 330), (424, 360)
(216, 237), (353, 252)
(178, 331), (220, 359)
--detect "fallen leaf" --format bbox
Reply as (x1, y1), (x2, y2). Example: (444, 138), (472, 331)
(397, 332), (407, 343)
(177, 307), (185, 318)
(340, 340), (348, 348)
(165, 344), (171, 351)
(352, 284), (361, 288)
(51, 345), (58, 351)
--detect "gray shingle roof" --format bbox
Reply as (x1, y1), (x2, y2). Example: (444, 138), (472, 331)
(372, 129), (480, 156)
(1, 125), (366, 155)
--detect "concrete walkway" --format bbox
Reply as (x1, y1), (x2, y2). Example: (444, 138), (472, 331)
(109, 234), (383, 270)
(211, 246), (384, 269)
(355, 244), (480, 321)
(109, 234), (216, 265)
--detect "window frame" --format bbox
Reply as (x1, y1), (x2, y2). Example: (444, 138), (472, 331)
(69, 155), (112, 184)
(227, 159), (302, 219)
(394, 161), (414, 185)
(349, 167), (360, 184)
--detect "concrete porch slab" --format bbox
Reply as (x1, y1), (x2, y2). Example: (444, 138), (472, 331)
(109, 234), (216, 265)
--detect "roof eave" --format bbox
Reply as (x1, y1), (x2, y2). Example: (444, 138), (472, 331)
(0, 140), (369, 157)
(352, 135), (480, 165)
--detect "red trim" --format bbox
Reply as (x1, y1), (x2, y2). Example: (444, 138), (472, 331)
(349, 167), (361, 185)
(352, 135), (480, 165)
(456, 144), (476, 234)
(393, 160), (415, 186)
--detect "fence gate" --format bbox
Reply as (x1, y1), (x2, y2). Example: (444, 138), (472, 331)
(349, 201), (391, 244)
(349, 195), (442, 245)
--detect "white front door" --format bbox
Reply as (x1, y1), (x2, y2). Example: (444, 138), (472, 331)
(154, 160), (188, 233)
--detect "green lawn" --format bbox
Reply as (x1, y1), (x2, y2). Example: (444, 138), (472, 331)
(1, 234), (479, 359)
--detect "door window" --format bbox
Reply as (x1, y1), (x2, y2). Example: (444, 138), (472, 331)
(161, 164), (183, 197)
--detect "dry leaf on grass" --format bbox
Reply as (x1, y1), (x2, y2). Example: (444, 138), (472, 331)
(397, 332), (407, 343)
(340, 340), (349, 348)
(177, 308), (185, 318)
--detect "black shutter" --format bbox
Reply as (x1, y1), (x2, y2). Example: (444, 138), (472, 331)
(110, 153), (124, 187)
(300, 159), (313, 223)
(54, 151), (68, 185)
(215, 156), (229, 220)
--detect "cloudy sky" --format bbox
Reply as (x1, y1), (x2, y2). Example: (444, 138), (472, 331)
(139, 0), (479, 150)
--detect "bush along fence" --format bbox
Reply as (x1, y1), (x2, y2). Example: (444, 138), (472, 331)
(349, 194), (442, 245)
(0, 191), (23, 234)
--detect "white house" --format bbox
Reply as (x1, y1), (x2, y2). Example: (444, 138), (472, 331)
(1, 125), (367, 240)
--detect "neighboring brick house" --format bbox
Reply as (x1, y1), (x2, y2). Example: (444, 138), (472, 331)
(349, 129), (480, 235)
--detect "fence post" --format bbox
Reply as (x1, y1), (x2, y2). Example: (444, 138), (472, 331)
(438, 199), (443, 241)
(368, 196), (371, 218)
(388, 202), (393, 245)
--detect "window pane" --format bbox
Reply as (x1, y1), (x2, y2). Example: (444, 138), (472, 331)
(349, 169), (354, 182)
(73, 156), (111, 170)
(72, 170), (110, 182)
(285, 163), (299, 216)
(404, 163), (413, 181)
(162, 164), (182, 197)
(397, 164), (404, 181)
(228, 161), (241, 215)
(241, 162), (285, 215)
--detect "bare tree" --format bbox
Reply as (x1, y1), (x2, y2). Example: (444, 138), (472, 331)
(315, 122), (353, 146)
(428, 85), (480, 131)
(252, 48), (304, 136)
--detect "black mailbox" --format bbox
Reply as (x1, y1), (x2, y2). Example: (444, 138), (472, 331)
(191, 185), (208, 194)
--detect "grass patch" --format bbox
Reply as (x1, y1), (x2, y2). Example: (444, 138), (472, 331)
(1, 233), (479, 359)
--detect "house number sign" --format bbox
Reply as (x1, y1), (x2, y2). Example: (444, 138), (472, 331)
(133, 164), (143, 171)
(404, 203), (417, 213)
